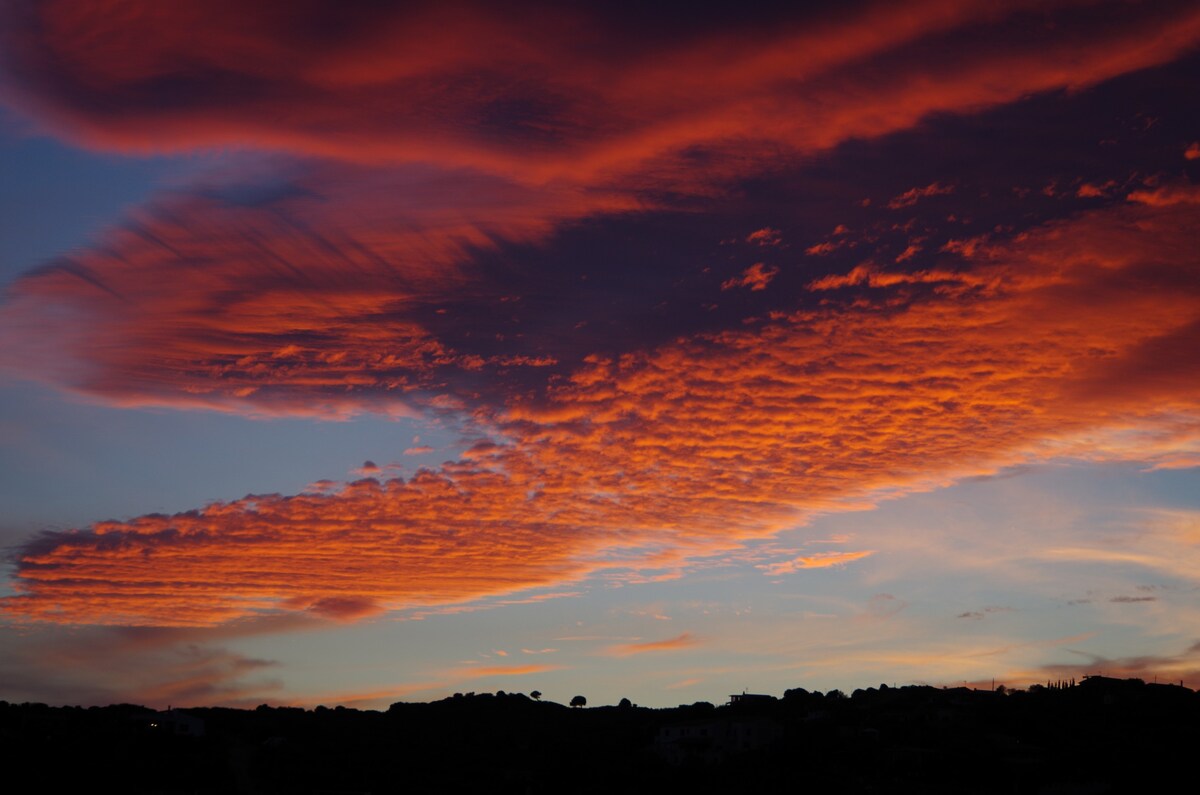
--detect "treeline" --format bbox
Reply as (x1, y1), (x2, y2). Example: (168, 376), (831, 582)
(3, 676), (1198, 793)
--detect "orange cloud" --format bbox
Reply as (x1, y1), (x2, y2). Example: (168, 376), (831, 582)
(606, 633), (700, 657)
(807, 262), (990, 291)
(455, 663), (562, 679)
(759, 550), (875, 575)
(887, 182), (955, 209)
(721, 262), (779, 292)
(666, 677), (704, 690)
(805, 241), (842, 256)
(939, 236), (987, 258)
(1076, 182), (1110, 198)
(0, 166), (622, 416)
(2, 2), (1200, 633)
(3, 467), (608, 626)
(4, 195), (1199, 627)
(746, 227), (782, 247)
(1126, 183), (1200, 207)
(4, 4), (1199, 424)
(894, 243), (923, 263)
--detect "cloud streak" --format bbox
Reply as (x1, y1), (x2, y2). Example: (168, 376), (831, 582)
(759, 550), (875, 575)
(606, 633), (700, 657)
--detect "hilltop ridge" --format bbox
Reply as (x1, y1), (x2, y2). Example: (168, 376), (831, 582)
(5, 675), (1198, 793)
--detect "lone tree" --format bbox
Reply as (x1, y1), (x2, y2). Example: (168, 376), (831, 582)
(530, 691), (542, 701)
(570, 695), (587, 708)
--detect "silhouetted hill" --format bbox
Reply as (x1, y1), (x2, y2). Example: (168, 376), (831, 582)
(4, 677), (1198, 793)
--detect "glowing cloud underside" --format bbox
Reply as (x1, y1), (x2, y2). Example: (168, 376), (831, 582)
(4, 192), (1197, 626)
(0, 0), (1198, 628)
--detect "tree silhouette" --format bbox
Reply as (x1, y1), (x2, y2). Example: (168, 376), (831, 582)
(530, 691), (541, 701)
(570, 695), (586, 708)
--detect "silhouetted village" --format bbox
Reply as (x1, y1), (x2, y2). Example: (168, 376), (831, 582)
(5, 675), (1198, 793)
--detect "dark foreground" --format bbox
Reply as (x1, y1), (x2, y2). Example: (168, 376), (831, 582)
(5, 676), (1197, 794)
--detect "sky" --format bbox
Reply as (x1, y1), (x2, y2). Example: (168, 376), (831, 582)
(1, 0), (1199, 710)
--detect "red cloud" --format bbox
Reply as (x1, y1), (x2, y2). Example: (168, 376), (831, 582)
(2, 0), (1197, 188)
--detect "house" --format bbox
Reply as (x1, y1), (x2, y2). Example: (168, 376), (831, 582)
(727, 692), (776, 707)
(149, 708), (206, 737)
(654, 715), (783, 766)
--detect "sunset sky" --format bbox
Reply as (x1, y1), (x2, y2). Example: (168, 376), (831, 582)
(2, 0), (1199, 710)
